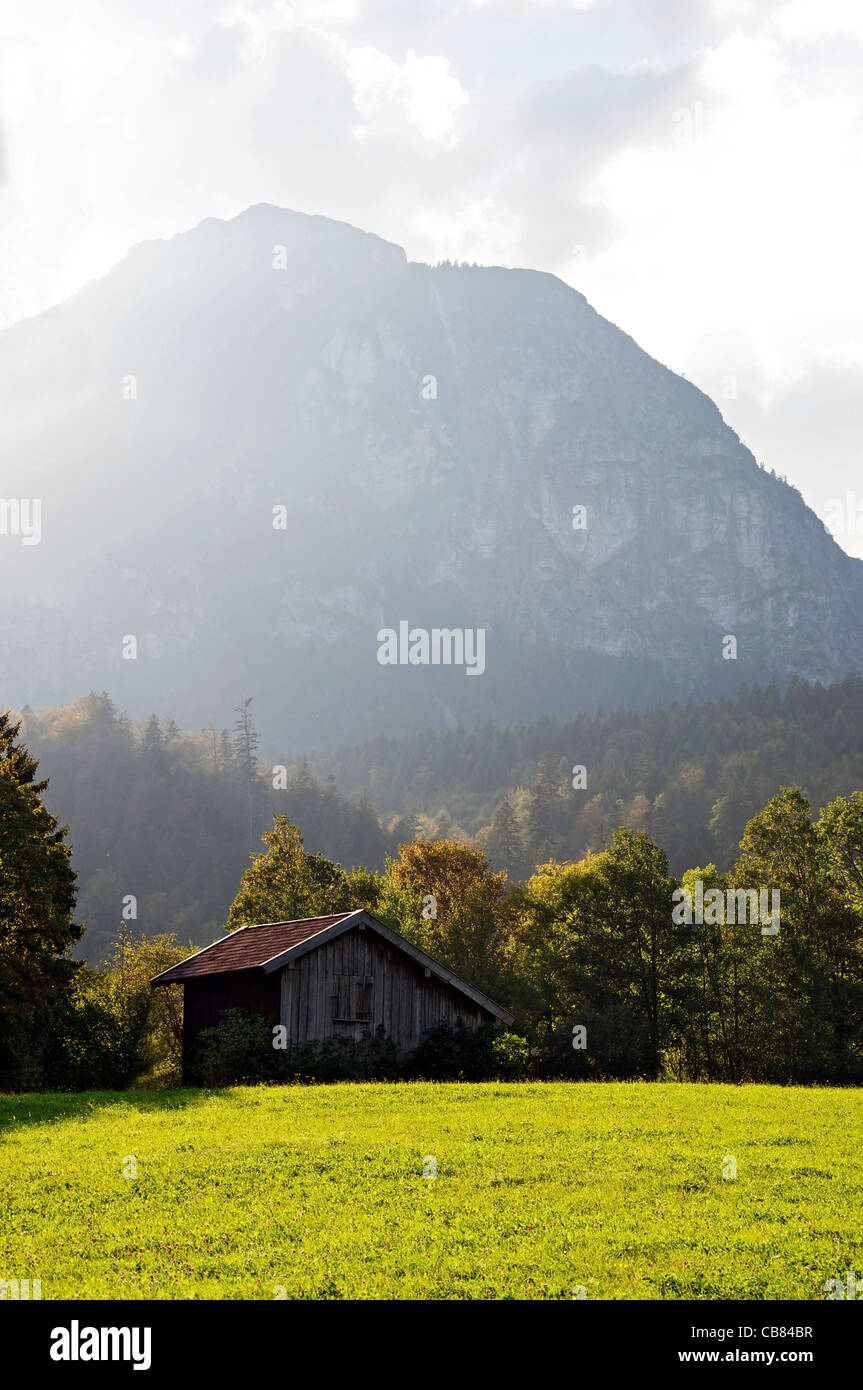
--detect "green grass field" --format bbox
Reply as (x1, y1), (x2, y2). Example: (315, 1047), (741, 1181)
(1, 1081), (861, 1300)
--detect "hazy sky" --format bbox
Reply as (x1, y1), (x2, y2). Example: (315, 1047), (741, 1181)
(2, 0), (861, 553)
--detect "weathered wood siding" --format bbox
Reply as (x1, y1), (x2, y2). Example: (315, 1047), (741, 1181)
(279, 924), (487, 1054)
(182, 970), (281, 1076)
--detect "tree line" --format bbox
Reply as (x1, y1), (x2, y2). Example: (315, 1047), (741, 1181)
(220, 794), (863, 1084)
(3, 695), (863, 1088)
(17, 693), (394, 963)
(309, 676), (863, 877)
(13, 677), (863, 969)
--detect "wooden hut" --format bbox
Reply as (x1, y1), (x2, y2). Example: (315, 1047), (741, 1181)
(151, 908), (513, 1078)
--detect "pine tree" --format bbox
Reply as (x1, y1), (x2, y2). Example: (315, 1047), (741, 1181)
(232, 698), (259, 778)
(528, 753), (561, 863)
(232, 698), (261, 850)
(489, 795), (523, 876)
(141, 715), (166, 771)
(217, 729), (233, 773)
(0, 713), (80, 1081)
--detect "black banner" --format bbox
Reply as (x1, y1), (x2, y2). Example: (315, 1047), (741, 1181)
(4, 1298), (853, 1377)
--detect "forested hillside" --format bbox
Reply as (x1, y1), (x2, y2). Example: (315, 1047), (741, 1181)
(14, 676), (863, 962)
(310, 676), (863, 877)
(18, 694), (393, 963)
(7, 693), (863, 1086)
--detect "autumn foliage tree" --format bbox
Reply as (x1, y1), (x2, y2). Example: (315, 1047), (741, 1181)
(383, 838), (511, 1000)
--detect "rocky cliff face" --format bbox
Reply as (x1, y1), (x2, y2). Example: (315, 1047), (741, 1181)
(0, 204), (860, 747)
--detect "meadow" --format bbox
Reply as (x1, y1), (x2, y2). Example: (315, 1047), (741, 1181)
(1, 1081), (861, 1300)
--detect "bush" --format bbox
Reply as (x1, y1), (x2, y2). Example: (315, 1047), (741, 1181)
(491, 1031), (529, 1080)
(408, 1021), (529, 1081)
(194, 1014), (529, 1087)
(39, 968), (151, 1091)
(195, 1008), (276, 1086)
(286, 1027), (400, 1083)
(530, 1006), (655, 1080)
(33, 931), (189, 1092)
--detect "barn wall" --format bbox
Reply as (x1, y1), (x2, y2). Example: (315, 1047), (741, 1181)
(279, 925), (487, 1054)
(182, 970), (281, 1077)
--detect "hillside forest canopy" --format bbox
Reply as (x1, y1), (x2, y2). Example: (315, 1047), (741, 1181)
(10, 676), (863, 961)
(3, 686), (863, 1089)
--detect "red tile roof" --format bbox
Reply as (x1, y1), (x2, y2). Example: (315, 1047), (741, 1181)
(152, 913), (355, 983)
(150, 909), (515, 1024)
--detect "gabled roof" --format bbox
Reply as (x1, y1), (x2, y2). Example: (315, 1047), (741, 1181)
(150, 909), (514, 1024)
(150, 913), (355, 982)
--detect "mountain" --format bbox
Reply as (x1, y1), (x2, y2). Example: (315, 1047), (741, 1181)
(1, 204), (861, 748)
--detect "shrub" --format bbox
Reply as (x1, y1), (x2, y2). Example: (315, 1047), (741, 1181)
(285, 1027), (400, 1083)
(491, 1031), (529, 1080)
(195, 1008), (276, 1086)
(195, 1015), (528, 1087)
(36, 931), (189, 1091)
(408, 1021), (529, 1081)
(39, 967), (151, 1091)
(531, 1006), (655, 1080)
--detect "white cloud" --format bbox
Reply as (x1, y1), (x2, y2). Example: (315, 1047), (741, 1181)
(1, 0), (862, 556)
(560, 25), (863, 553)
(708, 0), (754, 17)
(469, 0), (599, 8)
(699, 33), (786, 96)
(345, 46), (469, 141)
(413, 197), (523, 263)
(775, 0), (863, 42)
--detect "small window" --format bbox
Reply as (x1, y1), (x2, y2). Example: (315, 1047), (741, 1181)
(332, 975), (374, 1023)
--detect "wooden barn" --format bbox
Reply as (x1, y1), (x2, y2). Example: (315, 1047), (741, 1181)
(151, 908), (513, 1078)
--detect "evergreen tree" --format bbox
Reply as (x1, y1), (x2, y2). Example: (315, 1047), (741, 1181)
(141, 715), (167, 772)
(488, 795), (523, 876)
(232, 698), (259, 778)
(232, 697), (260, 851)
(0, 713), (80, 1082)
(527, 753), (561, 863)
(217, 729), (233, 773)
